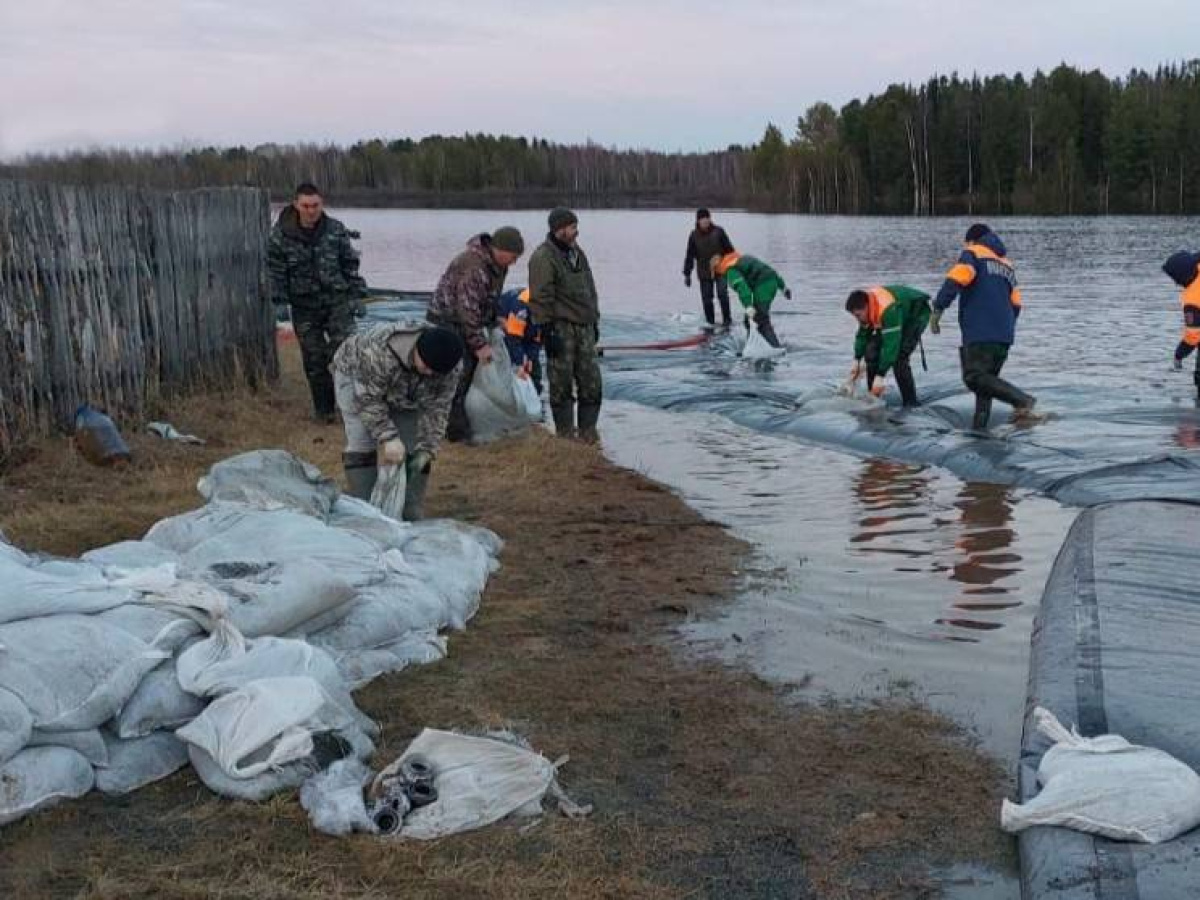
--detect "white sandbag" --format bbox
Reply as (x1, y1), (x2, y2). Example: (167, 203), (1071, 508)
(197, 449), (339, 518)
(175, 626), (374, 738)
(740, 323), (786, 360)
(96, 731), (189, 795)
(0, 614), (168, 731)
(212, 560), (358, 637)
(300, 758), (375, 836)
(175, 676), (373, 783)
(400, 521), (499, 622)
(0, 554), (135, 625)
(144, 504), (261, 555)
(26, 728), (109, 767)
(186, 743), (312, 802)
(308, 574), (450, 659)
(329, 632), (448, 690)
(0, 686), (33, 765)
(93, 604), (202, 653)
(465, 329), (539, 443)
(370, 464), (408, 521)
(115, 660), (207, 739)
(0, 746), (94, 826)
(392, 729), (559, 839)
(515, 375), (542, 420)
(1001, 707), (1200, 843)
(82, 539), (181, 570)
(328, 496), (412, 551)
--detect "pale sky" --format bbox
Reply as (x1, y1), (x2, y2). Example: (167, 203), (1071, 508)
(0, 0), (1196, 159)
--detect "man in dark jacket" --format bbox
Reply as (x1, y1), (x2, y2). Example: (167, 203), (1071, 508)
(528, 208), (601, 442)
(931, 223), (1037, 431)
(682, 208), (736, 327)
(267, 183), (367, 422)
(426, 227), (525, 442)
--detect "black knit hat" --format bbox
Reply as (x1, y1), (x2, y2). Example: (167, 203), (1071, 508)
(491, 226), (524, 255)
(548, 207), (578, 232)
(696, 207), (711, 220)
(965, 223), (991, 242)
(415, 327), (465, 374)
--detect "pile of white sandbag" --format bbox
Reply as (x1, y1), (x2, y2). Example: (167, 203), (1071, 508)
(0, 449), (500, 826)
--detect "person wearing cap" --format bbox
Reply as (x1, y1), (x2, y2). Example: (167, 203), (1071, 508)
(427, 226), (525, 442)
(931, 223), (1037, 431)
(497, 286), (544, 394)
(682, 209), (736, 328)
(332, 322), (464, 520)
(527, 208), (602, 441)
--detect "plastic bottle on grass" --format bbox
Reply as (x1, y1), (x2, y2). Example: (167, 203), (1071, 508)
(73, 404), (132, 467)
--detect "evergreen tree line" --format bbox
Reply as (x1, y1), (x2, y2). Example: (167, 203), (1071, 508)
(5, 61), (1198, 215)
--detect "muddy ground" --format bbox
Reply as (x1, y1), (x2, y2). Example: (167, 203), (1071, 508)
(0, 342), (1014, 899)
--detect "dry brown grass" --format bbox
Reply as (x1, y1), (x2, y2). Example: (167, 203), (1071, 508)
(0, 342), (1015, 899)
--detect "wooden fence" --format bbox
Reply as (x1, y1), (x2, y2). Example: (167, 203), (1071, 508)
(0, 181), (276, 463)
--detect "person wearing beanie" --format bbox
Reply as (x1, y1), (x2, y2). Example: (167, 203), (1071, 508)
(1164, 249), (1200, 400)
(682, 208), (736, 328)
(527, 208), (603, 441)
(331, 322), (464, 520)
(427, 227), (525, 441)
(931, 223), (1039, 430)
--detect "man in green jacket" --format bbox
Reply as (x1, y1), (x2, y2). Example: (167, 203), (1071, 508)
(844, 285), (931, 407)
(527, 208), (602, 442)
(711, 252), (791, 348)
(267, 182), (367, 422)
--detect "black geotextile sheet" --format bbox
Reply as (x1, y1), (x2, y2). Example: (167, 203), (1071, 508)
(1017, 500), (1200, 899)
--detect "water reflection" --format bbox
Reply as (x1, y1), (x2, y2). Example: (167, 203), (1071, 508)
(938, 482), (1022, 634)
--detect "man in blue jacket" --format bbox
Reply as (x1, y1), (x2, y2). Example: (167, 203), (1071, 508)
(931, 223), (1037, 431)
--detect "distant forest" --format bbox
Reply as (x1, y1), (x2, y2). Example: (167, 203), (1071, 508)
(5, 61), (1199, 215)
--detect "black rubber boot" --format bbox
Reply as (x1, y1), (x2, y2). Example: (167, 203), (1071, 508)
(971, 395), (993, 431)
(343, 451), (378, 501)
(403, 467), (429, 521)
(551, 403), (576, 439)
(310, 377), (337, 424)
(894, 363), (920, 407)
(577, 403), (602, 444)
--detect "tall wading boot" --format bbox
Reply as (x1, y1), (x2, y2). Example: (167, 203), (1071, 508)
(342, 451), (378, 501)
(894, 362), (920, 407)
(310, 375), (337, 424)
(403, 466), (429, 521)
(551, 403), (576, 439)
(971, 395), (993, 431)
(756, 315), (782, 349)
(577, 403), (602, 444)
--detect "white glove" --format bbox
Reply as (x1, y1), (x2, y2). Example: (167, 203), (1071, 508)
(380, 438), (406, 466)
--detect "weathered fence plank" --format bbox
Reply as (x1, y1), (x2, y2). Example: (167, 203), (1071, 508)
(0, 181), (276, 463)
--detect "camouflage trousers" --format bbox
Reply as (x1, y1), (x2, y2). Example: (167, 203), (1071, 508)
(546, 321), (602, 408)
(292, 299), (356, 416)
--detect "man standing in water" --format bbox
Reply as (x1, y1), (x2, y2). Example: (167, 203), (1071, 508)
(682, 208), (736, 328)
(1164, 249), (1200, 402)
(267, 183), (367, 423)
(426, 227), (525, 442)
(931, 223), (1037, 431)
(528, 208), (602, 442)
(710, 251), (791, 348)
(844, 284), (931, 406)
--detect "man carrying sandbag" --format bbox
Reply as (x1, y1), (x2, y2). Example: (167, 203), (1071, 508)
(332, 323), (464, 520)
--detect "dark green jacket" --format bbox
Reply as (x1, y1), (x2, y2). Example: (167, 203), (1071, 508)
(267, 207), (367, 308)
(853, 284), (931, 374)
(527, 235), (599, 325)
(726, 256), (786, 310)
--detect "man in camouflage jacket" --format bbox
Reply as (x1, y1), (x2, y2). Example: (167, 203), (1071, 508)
(426, 227), (524, 442)
(268, 183), (368, 422)
(332, 322), (464, 521)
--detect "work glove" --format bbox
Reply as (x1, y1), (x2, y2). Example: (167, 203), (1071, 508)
(929, 310), (942, 335)
(380, 438), (406, 466)
(783, 288), (792, 301)
(406, 450), (433, 477)
(869, 375), (887, 398)
(1173, 356), (1184, 372)
(684, 273), (692, 288)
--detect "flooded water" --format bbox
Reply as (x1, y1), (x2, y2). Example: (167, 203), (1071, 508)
(347, 208), (1199, 757)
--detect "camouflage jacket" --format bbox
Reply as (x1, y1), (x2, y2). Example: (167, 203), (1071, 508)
(331, 322), (459, 455)
(427, 235), (506, 352)
(267, 206), (367, 308)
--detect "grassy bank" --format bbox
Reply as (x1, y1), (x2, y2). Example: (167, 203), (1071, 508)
(0, 342), (1013, 899)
